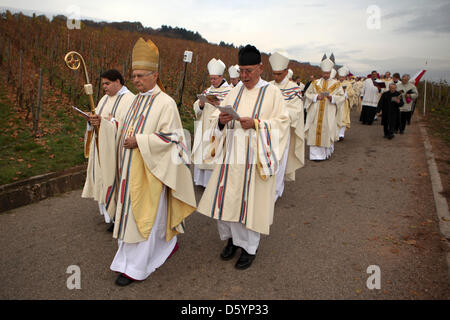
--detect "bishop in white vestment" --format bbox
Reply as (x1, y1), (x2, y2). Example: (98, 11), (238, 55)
(91, 38), (196, 286)
(269, 51), (305, 201)
(336, 66), (355, 141)
(192, 58), (231, 187)
(197, 45), (289, 270)
(304, 54), (344, 161)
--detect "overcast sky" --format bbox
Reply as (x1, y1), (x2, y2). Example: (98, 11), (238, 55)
(2, 0), (450, 81)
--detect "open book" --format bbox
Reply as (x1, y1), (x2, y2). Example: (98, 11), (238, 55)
(213, 105), (240, 120)
(197, 94), (221, 105)
(72, 106), (90, 120)
(373, 80), (386, 89)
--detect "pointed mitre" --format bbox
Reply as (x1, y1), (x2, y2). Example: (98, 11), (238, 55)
(338, 66), (349, 77)
(320, 53), (335, 72)
(329, 53), (335, 64)
(269, 51), (289, 71)
(207, 58), (226, 76)
(228, 64), (240, 78)
(132, 37), (159, 72)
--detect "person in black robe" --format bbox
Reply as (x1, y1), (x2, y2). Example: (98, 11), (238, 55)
(391, 73), (401, 132)
(302, 75), (315, 124)
(376, 83), (404, 139)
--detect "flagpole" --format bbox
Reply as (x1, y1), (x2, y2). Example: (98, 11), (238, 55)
(423, 61), (428, 116)
(423, 79), (427, 116)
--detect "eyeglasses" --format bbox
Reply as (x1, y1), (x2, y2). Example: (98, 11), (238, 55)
(131, 72), (153, 79)
(239, 67), (258, 75)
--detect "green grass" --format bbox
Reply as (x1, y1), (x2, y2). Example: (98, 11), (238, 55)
(0, 88), (87, 185)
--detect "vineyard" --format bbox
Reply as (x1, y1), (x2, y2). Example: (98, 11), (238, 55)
(416, 80), (450, 145)
(0, 11), (321, 185)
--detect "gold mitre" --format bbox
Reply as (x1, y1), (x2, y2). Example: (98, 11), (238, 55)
(132, 37), (159, 72)
(132, 37), (166, 92)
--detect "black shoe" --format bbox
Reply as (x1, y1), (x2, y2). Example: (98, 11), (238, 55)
(383, 135), (388, 139)
(107, 223), (114, 233)
(115, 274), (134, 286)
(220, 238), (238, 261)
(388, 134), (394, 139)
(235, 249), (256, 270)
(339, 137), (344, 141)
(399, 131), (404, 134)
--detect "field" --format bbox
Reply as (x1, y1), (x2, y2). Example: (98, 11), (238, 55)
(416, 80), (450, 145)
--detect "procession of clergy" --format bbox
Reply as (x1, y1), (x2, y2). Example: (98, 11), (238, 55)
(82, 37), (387, 286)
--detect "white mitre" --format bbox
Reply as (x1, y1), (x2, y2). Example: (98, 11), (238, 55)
(320, 54), (335, 72)
(269, 51), (289, 71)
(228, 64), (240, 78)
(338, 66), (349, 77)
(207, 58), (226, 76)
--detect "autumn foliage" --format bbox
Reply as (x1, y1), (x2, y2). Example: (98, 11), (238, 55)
(0, 11), (320, 184)
(0, 11), (320, 120)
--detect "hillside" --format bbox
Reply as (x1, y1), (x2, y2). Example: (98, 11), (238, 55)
(0, 11), (320, 108)
(0, 10), (321, 185)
